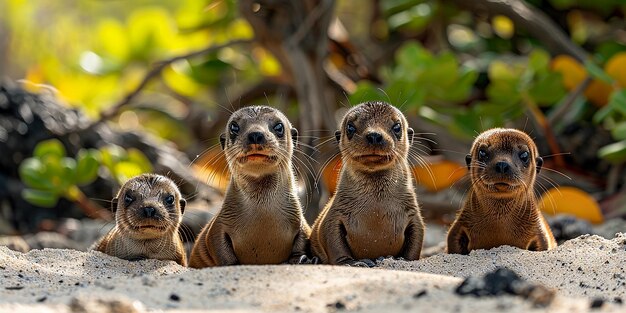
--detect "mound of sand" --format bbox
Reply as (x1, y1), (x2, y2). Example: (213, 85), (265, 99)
(1, 234), (624, 312)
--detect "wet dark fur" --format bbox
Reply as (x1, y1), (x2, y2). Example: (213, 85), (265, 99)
(310, 101), (425, 266)
(92, 174), (187, 265)
(188, 106), (311, 267)
(447, 128), (557, 254)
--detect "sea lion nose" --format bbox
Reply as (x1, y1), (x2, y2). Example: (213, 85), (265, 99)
(143, 207), (156, 218)
(366, 132), (384, 145)
(495, 161), (510, 174)
(247, 132), (266, 144)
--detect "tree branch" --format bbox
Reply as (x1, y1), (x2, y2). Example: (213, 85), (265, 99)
(452, 0), (587, 61)
(81, 39), (253, 131)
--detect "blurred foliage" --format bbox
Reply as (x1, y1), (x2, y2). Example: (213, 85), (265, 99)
(2, 0), (263, 150)
(19, 139), (152, 208)
(351, 0), (626, 163)
(3, 0), (626, 167)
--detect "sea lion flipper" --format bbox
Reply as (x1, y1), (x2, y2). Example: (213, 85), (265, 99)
(326, 221), (358, 265)
(446, 222), (470, 255)
(211, 230), (239, 266)
(400, 212), (425, 260)
(288, 224), (313, 264)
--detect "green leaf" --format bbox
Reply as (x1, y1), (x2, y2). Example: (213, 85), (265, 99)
(59, 157), (78, 190)
(19, 158), (53, 190)
(611, 122), (626, 140)
(113, 161), (145, 184)
(100, 145), (127, 170)
(593, 105), (613, 123)
(529, 72), (566, 106)
(34, 139), (66, 159)
(349, 82), (388, 105)
(528, 49), (550, 73)
(598, 140), (626, 163)
(75, 149), (101, 185)
(126, 148), (153, 173)
(584, 60), (614, 84)
(395, 42), (432, 71)
(608, 89), (626, 116)
(22, 189), (59, 208)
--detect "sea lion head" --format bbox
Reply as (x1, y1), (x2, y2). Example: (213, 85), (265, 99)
(112, 174), (186, 240)
(466, 128), (543, 198)
(336, 101), (414, 172)
(220, 106), (297, 178)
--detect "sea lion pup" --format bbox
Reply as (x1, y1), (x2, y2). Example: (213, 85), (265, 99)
(310, 101), (425, 266)
(188, 106), (312, 267)
(92, 174), (187, 265)
(447, 128), (557, 254)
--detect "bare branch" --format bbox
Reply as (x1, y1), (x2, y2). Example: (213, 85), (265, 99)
(452, 0), (587, 61)
(81, 39), (253, 131)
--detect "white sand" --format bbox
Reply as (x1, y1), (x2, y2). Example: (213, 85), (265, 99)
(0, 234), (624, 312)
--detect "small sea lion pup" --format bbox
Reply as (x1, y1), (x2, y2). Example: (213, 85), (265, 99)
(310, 101), (425, 266)
(92, 174), (187, 265)
(188, 106), (312, 268)
(447, 128), (557, 254)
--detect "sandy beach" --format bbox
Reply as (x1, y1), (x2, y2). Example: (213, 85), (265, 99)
(0, 233), (624, 313)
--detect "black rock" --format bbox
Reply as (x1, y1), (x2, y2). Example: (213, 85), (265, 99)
(0, 81), (219, 235)
(590, 297), (604, 309)
(548, 215), (594, 242)
(456, 267), (555, 307)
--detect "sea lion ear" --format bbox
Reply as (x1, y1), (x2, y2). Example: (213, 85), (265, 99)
(536, 157), (543, 174)
(111, 198), (118, 213)
(219, 133), (226, 150)
(407, 127), (414, 144)
(335, 130), (341, 143)
(290, 128), (298, 147)
(465, 154), (472, 169)
(179, 198), (186, 214)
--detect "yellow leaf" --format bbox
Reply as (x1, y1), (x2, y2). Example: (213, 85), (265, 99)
(539, 186), (603, 224)
(551, 55), (586, 90)
(489, 60), (523, 82)
(191, 146), (230, 192)
(605, 52), (626, 88)
(321, 155), (342, 196)
(253, 47), (281, 77)
(162, 61), (202, 97)
(413, 160), (467, 192)
(97, 18), (129, 61)
(492, 15), (514, 39)
(584, 79), (613, 107)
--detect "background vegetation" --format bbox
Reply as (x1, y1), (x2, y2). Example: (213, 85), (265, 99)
(1, 0), (625, 235)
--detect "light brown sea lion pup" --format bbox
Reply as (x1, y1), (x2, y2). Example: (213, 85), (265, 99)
(447, 128), (557, 254)
(92, 174), (187, 265)
(310, 101), (425, 267)
(188, 106), (313, 267)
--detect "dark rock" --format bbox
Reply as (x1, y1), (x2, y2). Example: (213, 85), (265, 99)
(0, 81), (220, 235)
(169, 293), (180, 302)
(456, 267), (555, 307)
(590, 297), (604, 309)
(413, 290), (427, 298)
(548, 215), (594, 242)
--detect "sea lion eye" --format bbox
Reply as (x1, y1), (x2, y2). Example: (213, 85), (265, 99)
(164, 195), (175, 205)
(519, 151), (529, 163)
(229, 122), (240, 135)
(124, 193), (134, 205)
(392, 123), (402, 135)
(346, 123), (356, 138)
(478, 150), (487, 160)
(273, 123), (284, 137)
